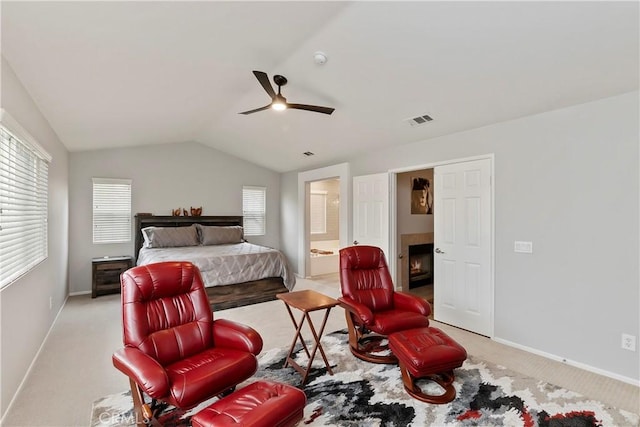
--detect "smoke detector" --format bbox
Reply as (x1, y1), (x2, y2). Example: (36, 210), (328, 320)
(314, 51), (328, 65)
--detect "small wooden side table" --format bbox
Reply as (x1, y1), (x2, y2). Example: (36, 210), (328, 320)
(276, 289), (339, 385)
(92, 256), (133, 298)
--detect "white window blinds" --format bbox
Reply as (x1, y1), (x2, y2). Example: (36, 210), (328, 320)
(0, 111), (51, 289)
(310, 191), (327, 234)
(242, 186), (266, 236)
(92, 178), (132, 243)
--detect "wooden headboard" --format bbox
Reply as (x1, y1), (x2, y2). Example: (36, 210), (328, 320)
(134, 214), (243, 262)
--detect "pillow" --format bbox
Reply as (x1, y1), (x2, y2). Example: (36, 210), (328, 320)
(142, 225), (199, 248)
(196, 225), (244, 245)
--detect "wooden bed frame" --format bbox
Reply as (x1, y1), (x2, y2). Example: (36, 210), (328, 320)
(134, 214), (289, 311)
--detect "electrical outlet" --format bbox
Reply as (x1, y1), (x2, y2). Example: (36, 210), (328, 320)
(514, 241), (533, 253)
(622, 334), (636, 351)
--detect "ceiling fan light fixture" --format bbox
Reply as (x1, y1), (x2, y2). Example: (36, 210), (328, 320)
(239, 71), (334, 115)
(271, 94), (287, 111)
(271, 101), (287, 111)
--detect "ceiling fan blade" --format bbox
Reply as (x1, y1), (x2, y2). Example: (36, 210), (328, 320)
(253, 71), (276, 98)
(287, 103), (335, 115)
(238, 104), (272, 115)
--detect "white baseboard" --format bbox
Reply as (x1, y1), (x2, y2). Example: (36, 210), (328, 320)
(1, 294), (69, 423)
(493, 337), (640, 387)
(68, 290), (91, 296)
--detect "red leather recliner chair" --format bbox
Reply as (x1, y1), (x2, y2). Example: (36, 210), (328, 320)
(338, 245), (431, 363)
(112, 261), (263, 426)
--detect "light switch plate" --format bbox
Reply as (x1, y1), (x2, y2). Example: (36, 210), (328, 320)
(514, 241), (533, 253)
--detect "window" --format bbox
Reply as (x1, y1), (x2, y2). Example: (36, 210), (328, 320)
(0, 110), (51, 289)
(310, 191), (327, 234)
(92, 178), (132, 243)
(242, 186), (266, 236)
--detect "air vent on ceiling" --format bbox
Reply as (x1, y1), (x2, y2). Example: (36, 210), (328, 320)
(405, 114), (434, 127)
(303, 151), (315, 157)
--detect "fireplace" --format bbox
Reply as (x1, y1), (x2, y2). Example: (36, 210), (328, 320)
(408, 243), (433, 289)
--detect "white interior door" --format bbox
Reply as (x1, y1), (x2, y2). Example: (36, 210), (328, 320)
(353, 173), (389, 259)
(434, 158), (492, 336)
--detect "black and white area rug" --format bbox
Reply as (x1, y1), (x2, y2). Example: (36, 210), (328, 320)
(92, 330), (639, 426)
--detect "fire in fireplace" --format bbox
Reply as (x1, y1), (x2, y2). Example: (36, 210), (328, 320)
(408, 243), (434, 289)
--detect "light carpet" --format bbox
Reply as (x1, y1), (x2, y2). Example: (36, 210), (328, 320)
(92, 330), (639, 426)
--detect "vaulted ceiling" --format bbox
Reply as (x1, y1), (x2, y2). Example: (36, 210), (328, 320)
(2, 1), (638, 172)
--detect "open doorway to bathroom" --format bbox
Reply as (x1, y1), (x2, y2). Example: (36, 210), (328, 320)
(308, 179), (341, 278)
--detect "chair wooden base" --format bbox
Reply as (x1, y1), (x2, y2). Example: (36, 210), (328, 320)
(388, 327), (467, 404)
(399, 367), (457, 404)
(127, 381), (239, 426)
(344, 312), (398, 364)
(129, 379), (156, 427)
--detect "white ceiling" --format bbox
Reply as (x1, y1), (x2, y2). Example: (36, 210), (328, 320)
(2, 1), (638, 173)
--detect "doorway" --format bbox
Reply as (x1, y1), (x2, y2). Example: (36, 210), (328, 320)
(391, 155), (494, 337)
(297, 163), (350, 279)
(309, 179), (341, 277)
(396, 169), (435, 304)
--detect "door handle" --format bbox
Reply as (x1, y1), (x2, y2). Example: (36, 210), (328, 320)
(353, 240), (359, 245)
(435, 248), (445, 254)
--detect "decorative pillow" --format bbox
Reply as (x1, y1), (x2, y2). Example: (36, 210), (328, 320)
(142, 225), (199, 248)
(196, 225), (244, 245)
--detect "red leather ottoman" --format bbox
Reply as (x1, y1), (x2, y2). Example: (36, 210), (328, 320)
(191, 380), (306, 427)
(388, 327), (467, 404)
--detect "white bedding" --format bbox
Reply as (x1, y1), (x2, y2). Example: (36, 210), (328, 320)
(137, 242), (296, 290)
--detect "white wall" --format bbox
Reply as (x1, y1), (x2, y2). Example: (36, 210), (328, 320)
(68, 142), (281, 294)
(280, 170), (300, 271)
(0, 57), (70, 418)
(281, 92), (639, 382)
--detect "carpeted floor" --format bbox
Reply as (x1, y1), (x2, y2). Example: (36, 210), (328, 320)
(91, 330), (639, 427)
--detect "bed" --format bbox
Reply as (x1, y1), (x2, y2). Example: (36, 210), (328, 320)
(134, 214), (295, 310)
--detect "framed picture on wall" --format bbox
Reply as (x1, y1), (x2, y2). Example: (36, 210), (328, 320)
(411, 176), (433, 215)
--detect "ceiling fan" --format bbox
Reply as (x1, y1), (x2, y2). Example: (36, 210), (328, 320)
(239, 71), (335, 115)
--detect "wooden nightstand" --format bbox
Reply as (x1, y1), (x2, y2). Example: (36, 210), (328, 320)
(92, 256), (133, 298)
